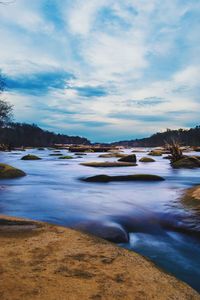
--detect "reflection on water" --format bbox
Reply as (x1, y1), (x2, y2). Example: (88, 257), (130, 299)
(0, 148), (200, 291)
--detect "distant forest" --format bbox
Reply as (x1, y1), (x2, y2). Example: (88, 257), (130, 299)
(112, 126), (200, 147)
(0, 123), (90, 148)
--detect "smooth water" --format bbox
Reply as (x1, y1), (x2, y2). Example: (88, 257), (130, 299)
(0, 149), (200, 292)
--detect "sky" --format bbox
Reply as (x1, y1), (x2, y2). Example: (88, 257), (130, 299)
(0, 0), (200, 142)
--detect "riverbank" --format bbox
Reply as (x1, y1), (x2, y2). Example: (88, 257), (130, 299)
(0, 215), (199, 300)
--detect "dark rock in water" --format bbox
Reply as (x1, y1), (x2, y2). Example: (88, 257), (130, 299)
(75, 152), (87, 156)
(80, 161), (137, 167)
(0, 163), (26, 179)
(118, 154), (137, 163)
(82, 174), (165, 182)
(163, 155), (172, 160)
(99, 153), (126, 158)
(193, 147), (200, 152)
(75, 221), (129, 243)
(171, 156), (200, 168)
(21, 154), (41, 160)
(37, 148), (45, 150)
(139, 157), (155, 162)
(49, 153), (63, 157)
(59, 156), (73, 159)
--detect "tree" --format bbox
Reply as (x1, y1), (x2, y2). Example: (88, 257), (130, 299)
(0, 72), (13, 127)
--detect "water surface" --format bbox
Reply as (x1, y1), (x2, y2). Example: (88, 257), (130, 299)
(0, 148), (200, 292)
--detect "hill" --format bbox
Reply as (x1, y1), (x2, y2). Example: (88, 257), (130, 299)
(112, 126), (200, 147)
(0, 123), (90, 148)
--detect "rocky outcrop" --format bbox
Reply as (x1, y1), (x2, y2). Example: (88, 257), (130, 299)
(0, 215), (199, 300)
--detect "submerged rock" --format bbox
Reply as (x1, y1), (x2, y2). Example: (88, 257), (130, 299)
(80, 161), (137, 167)
(21, 154), (41, 160)
(139, 157), (155, 162)
(59, 156), (73, 159)
(75, 221), (129, 243)
(82, 174), (165, 183)
(37, 147), (45, 150)
(118, 154), (137, 163)
(99, 153), (126, 158)
(0, 163), (26, 179)
(49, 153), (63, 157)
(171, 156), (200, 168)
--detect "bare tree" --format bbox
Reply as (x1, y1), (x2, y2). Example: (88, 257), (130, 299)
(0, 72), (13, 127)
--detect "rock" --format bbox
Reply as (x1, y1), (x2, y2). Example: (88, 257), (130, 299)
(82, 174), (165, 182)
(148, 150), (162, 156)
(80, 161), (137, 167)
(118, 154), (137, 163)
(75, 221), (129, 243)
(21, 154), (41, 160)
(0, 163), (26, 179)
(49, 153), (63, 156)
(193, 147), (200, 152)
(37, 147), (45, 150)
(163, 155), (172, 160)
(75, 152), (87, 156)
(139, 157), (155, 162)
(99, 153), (126, 158)
(182, 185), (200, 204)
(171, 156), (200, 168)
(59, 156), (73, 159)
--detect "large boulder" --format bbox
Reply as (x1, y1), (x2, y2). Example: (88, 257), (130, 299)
(172, 156), (200, 168)
(82, 174), (165, 183)
(75, 221), (129, 243)
(21, 154), (41, 160)
(0, 163), (26, 179)
(118, 154), (137, 163)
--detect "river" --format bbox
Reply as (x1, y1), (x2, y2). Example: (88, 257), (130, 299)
(0, 148), (200, 292)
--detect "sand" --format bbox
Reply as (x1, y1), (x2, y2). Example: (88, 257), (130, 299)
(0, 215), (199, 300)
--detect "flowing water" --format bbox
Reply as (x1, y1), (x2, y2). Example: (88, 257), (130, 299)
(0, 149), (200, 292)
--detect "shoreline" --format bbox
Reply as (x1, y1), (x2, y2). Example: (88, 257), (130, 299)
(0, 215), (199, 300)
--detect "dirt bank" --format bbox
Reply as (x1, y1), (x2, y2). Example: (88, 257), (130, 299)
(0, 215), (199, 300)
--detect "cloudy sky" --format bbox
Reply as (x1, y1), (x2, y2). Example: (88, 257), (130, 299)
(0, 0), (200, 142)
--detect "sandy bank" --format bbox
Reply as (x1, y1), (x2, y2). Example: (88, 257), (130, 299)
(0, 215), (199, 300)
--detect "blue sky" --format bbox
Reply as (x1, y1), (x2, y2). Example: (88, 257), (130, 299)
(0, 0), (200, 142)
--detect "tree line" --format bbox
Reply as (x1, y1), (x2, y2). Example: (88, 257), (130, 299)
(112, 127), (200, 147)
